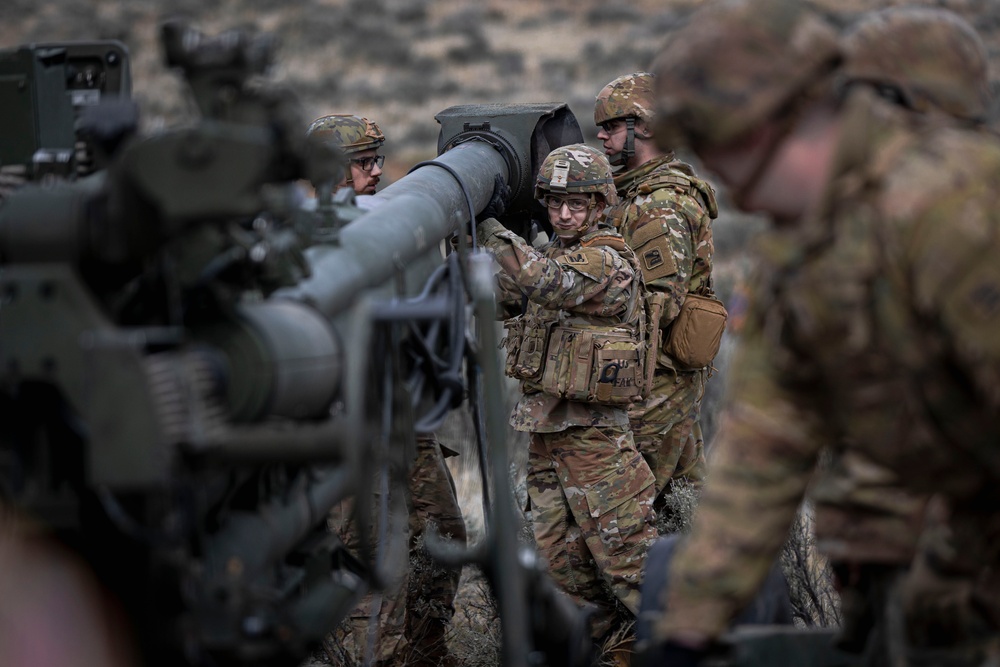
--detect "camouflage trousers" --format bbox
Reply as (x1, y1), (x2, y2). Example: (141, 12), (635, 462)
(628, 368), (707, 502)
(527, 424), (657, 639)
(330, 435), (466, 666)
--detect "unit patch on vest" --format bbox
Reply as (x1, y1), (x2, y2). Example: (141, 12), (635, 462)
(564, 253), (590, 265)
(628, 224), (677, 282)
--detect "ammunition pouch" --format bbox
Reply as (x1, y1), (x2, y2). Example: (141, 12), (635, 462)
(540, 325), (646, 404)
(502, 315), (553, 380)
(664, 293), (728, 370)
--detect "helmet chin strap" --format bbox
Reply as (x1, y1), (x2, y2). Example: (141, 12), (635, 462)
(607, 117), (637, 167)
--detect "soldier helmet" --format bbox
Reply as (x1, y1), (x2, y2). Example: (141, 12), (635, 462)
(595, 72), (655, 166)
(652, 0), (841, 151)
(534, 143), (618, 205)
(595, 72), (655, 126)
(306, 114), (385, 154)
(841, 8), (991, 122)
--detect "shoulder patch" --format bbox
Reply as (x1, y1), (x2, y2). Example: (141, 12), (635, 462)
(556, 247), (611, 282)
(626, 222), (677, 282)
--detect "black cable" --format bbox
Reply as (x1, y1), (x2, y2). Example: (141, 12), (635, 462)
(406, 159), (479, 251)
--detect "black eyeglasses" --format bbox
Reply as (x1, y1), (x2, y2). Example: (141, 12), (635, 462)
(349, 155), (385, 171)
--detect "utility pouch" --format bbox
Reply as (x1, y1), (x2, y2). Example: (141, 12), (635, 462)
(504, 317), (552, 380)
(664, 293), (728, 370)
(541, 326), (645, 405)
(501, 316), (524, 378)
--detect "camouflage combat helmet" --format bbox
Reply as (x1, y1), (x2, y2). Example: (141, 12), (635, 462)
(595, 72), (655, 165)
(534, 143), (617, 205)
(306, 114), (385, 155)
(842, 8), (991, 122)
(652, 0), (841, 151)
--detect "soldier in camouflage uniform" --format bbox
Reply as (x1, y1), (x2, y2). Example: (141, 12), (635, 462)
(808, 8), (995, 651)
(479, 143), (657, 644)
(595, 72), (720, 509)
(313, 114), (467, 666)
(306, 114), (385, 197)
(639, 0), (1000, 663)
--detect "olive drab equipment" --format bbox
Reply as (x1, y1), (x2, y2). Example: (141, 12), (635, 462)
(502, 233), (660, 405)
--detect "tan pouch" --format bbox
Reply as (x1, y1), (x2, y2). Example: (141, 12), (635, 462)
(664, 293), (728, 369)
(541, 326), (644, 405)
(510, 318), (552, 380)
(501, 316), (523, 378)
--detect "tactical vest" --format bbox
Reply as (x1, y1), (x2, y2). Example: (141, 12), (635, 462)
(502, 232), (661, 405)
(610, 163), (728, 370)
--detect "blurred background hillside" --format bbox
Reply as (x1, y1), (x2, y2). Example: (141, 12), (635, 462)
(3, 0), (999, 183)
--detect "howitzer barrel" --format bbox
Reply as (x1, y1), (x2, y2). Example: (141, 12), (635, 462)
(277, 140), (508, 317)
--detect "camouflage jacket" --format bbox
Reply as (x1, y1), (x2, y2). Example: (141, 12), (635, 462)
(477, 217), (635, 433)
(606, 156), (717, 367)
(658, 89), (1000, 641)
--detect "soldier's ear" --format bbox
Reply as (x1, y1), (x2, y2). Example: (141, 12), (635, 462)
(636, 119), (653, 138)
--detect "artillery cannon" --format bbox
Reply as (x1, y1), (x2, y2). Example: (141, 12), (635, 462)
(0, 21), (589, 667)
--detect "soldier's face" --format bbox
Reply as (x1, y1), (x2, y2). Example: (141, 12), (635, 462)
(340, 148), (383, 195)
(597, 118), (628, 158)
(547, 194), (605, 241)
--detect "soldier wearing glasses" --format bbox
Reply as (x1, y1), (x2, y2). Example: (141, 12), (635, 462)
(478, 144), (657, 661)
(306, 114), (385, 199)
(307, 113), (467, 667)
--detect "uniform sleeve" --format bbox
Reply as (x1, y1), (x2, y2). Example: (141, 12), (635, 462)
(654, 301), (828, 642)
(497, 271), (524, 313)
(877, 137), (1000, 470)
(627, 192), (714, 323)
(477, 218), (633, 317)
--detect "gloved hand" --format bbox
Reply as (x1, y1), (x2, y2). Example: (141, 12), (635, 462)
(635, 640), (709, 667)
(477, 174), (512, 222)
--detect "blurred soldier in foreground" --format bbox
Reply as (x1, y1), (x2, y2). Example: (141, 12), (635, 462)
(481, 144), (657, 661)
(595, 72), (722, 517)
(640, 0), (1000, 664)
(807, 7), (995, 654)
(309, 113), (467, 666)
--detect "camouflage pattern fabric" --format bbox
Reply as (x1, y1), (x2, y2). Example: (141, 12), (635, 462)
(657, 87), (1000, 645)
(594, 71), (655, 125)
(532, 143), (618, 203)
(842, 7), (991, 122)
(527, 424), (656, 639)
(329, 435), (465, 666)
(813, 5), (993, 584)
(479, 216), (658, 636)
(306, 114), (384, 154)
(478, 217), (635, 433)
(605, 155), (716, 499)
(810, 450), (928, 565)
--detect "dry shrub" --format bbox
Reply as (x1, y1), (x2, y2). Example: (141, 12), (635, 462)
(657, 477), (701, 535)
(449, 568), (502, 667)
(780, 506), (841, 628)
